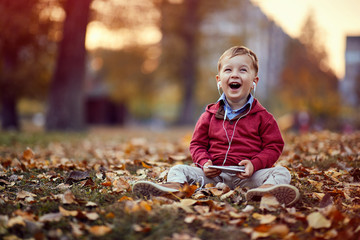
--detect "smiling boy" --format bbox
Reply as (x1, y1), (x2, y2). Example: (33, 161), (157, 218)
(133, 46), (300, 206)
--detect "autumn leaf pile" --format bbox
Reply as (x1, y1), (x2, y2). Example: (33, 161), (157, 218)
(0, 128), (359, 240)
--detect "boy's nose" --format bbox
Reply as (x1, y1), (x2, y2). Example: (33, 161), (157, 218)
(231, 70), (240, 78)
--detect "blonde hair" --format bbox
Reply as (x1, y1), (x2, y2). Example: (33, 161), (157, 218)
(217, 46), (259, 75)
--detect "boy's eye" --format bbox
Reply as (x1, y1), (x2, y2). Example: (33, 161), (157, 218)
(224, 68), (231, 72)
(240, 68), (247, 72)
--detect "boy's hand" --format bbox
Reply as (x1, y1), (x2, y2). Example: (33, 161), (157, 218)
(203, 160), (221, 178)
(237, 160), (254, 179)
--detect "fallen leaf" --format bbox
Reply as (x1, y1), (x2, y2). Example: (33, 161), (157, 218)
(242, 205), (255, 213)
(62, 190), (76, 204)
(112, 177), (130, 193)
(7, 216), (26, 228)
(132, 223), (151, 233)
(23, 147), (34, 160)
(184, 214), (197, 223)
(88, 225), (112, 236)
(180, 199), (197, 207)
(84, 212), (99, 221)
(59, 206), (78, 217)
(260, 194), (280, 211)
(66, 171), (90, 183)
(306, 212), (331, 229)
(141, 161), (153, 169)
(39, 212), (63, 222)
(16, 190), (36, 200)
(118, 196), (134, 202)
(105, 212), (115, 219)
(86, 201), (98, 208)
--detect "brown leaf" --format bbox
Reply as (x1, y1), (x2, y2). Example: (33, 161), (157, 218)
(16, 190), (36, 200)
(80, 178), (95, 187)
(112, 177), (130, 193)
(179, 183), (197, 198)
(132, 223), (151, 233)
(66, 171), (90, 183)
(62, 190), (76, 204)
(319, 193), (334, 208)
(23, 147), (34, 160)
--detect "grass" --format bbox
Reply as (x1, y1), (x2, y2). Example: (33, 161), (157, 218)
(1, 128), (360, 239)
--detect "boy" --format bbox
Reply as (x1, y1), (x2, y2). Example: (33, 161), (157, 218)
(133, 46), (299, 206)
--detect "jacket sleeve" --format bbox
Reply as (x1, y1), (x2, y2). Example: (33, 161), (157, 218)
(189, 112), (212, 168)
(250, 115), (284, 172)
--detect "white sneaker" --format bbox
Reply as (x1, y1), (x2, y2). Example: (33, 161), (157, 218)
(246, 184), (300, 206)
(132, 181), (181, 199)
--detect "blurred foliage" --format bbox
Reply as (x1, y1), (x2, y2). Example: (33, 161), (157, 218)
(90, 47), (157, 119)
(0, 0), (349, 130)
(0, 0), (62, 129)
(276, 13), (340, 129)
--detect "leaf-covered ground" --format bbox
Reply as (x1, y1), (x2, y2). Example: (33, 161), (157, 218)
(0, 127), (359, 240)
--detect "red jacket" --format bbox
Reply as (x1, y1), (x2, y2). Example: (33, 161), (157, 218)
(190, 99), (284, 172)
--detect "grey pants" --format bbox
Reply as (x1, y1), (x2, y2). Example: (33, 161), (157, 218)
(167, 165), (291, 189)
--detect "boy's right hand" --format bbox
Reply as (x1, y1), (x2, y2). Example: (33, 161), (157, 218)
(203, 160), (221, 178)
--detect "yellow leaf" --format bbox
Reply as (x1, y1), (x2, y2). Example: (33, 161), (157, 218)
(306, 212), (331, 229)
(59, 206), (78, 217)
(180, 199), (197, 207)
(141, 161), (153, 169)
(139, 201), (152, 212)
(118, 196), (133, 202)
(259, 214), (277, 224)
(308, 179), (323, 191)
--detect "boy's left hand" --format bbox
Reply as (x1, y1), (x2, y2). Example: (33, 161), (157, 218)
(237, 160), (254, 179)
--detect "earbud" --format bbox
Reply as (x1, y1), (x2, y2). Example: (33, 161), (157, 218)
(253, 82), (256, 95)
(217, 81), (221, 90)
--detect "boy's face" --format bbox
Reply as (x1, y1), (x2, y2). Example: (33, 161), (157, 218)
(216, 54), (259, 109)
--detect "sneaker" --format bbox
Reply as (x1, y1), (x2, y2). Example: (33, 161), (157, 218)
(132, 181), (182, 199)
(245, 184), (300, 206)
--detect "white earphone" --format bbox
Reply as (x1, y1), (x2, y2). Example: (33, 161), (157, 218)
(217, 81), (221, 90)
(253, 82), (256, 94)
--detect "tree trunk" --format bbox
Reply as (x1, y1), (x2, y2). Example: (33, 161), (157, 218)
(0, 48), (20, 131)
(177, 0), (199, 125)
(46, 0), (91, 131)
(1, 92), (19, 130)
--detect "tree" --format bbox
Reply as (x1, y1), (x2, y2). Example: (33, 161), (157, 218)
(46, 0), (92, 131)
(0, 0), (56, 130)
(278, 12), (340, 129)
(157, 0), (228, 124)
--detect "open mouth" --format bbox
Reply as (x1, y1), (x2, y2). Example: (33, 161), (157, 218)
(229, 83), (241, 89)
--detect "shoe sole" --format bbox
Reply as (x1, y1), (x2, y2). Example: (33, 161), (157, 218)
(132, 181), (179, 198)
(246, 184), (300, 206)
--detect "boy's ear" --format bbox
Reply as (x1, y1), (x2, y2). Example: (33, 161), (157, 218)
(254, 76), (259, 85)
(216, 75), (221, 87)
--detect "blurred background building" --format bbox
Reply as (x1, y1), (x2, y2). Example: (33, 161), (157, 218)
(341, 36), (360, 107)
